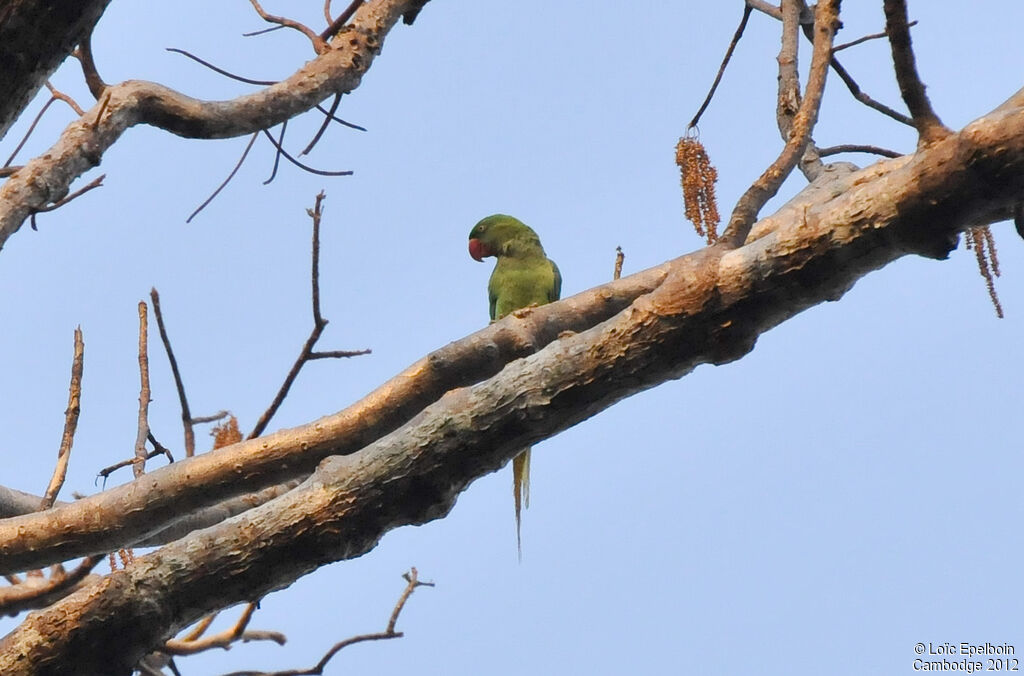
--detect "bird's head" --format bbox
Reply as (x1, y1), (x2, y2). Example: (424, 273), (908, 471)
(468, 214), (538, 261)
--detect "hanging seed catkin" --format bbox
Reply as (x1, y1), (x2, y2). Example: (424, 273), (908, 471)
(676, 136), (720, 244)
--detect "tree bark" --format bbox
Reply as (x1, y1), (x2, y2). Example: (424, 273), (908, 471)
(0, 0), (113, 139)
(3, 88), (1024, 672)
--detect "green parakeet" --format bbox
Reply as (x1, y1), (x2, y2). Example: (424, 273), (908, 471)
(468, 214), (561, 557)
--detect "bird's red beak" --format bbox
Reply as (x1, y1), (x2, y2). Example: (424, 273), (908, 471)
(468, 238), (490, 262)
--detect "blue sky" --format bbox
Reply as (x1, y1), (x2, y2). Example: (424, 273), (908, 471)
(1, 2), (1022, 674)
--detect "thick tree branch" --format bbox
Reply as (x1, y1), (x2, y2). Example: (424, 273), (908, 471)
(5, 90), (1024, 670)
(0, 0), (422, 252)
(3, 91), (1024, 582)
(0, 260), (669, 573)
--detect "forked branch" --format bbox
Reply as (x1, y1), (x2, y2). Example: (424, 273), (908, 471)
(722, 0), (839, 245)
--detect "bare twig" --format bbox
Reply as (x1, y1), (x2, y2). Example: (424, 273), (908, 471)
(242, 25), (286, 37)
(3, 98), (58, 167)
(688, 5), (752, 130)
(44, 82), (85, 116)
(264, 121), (288, 185)
(722, 0), (839, 246)
(97, 448), (170, 483)
(165, 49), (368, 134)
(249, 192), (370, 439)
(818, 143), (901, 158)
(30, 174), (105, 231)
(301, 93), (341, 156)
(260, 130), (354, 178)
(834, 20), (917, 52)
(613, 246), (624, 280)
(151, 288), (197, 456)
(133, 302), (151, 478)
(883, 0), (950, 145)
(32, 174), (105, 214)
(187, 133), (259, 223)
(221, 569), (432, 676)
(765, 12), (916, 127)
(307, 348), (372, 360)
(320, 0), (365, 41)
(324, 0), (335, 25)
(166, 48), (277, 86)
(828, 57), (914, 126)
(248, 0), (328, 53)
(40, 328), (84, 510)
(162, 602), (285, 656)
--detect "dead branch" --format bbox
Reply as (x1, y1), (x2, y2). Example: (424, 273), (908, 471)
(134, 302), (152, 478)
(722, 0), (839, 245)
(883, 0), (951, 145)
(40, 328), (84, 510)
(221, 569), (431, 676)
(249, 192), (370, 439)
(0, 0), (424, 252)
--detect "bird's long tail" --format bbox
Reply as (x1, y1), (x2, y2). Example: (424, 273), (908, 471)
(513, 447), (531, 560)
